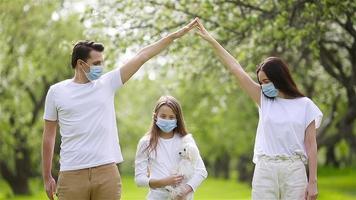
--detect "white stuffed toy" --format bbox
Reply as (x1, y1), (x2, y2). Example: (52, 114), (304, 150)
(166, 134), (199, 200)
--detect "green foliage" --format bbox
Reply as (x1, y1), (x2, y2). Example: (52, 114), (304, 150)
(0, 0), (85, 179)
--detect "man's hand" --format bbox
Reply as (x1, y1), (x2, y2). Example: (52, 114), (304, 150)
(44, 175), (57, 200)
(170, 18), (198, 39)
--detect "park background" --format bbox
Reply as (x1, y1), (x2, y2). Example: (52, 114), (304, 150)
(0, 0), (355, 199)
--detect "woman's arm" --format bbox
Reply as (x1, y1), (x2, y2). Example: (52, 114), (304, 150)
(120, 18), (198, 84)
(196, 19), (261, 105)
(304, 121), (318, 200)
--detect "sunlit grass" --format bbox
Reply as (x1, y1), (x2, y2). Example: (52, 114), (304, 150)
(0, 167), (355, 200)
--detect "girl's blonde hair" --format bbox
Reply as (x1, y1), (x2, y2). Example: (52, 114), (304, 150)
(146, 95), (188, 153)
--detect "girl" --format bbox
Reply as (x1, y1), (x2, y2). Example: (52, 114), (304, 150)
(135, 96), (208, 200)
(196, 19), (322, 200)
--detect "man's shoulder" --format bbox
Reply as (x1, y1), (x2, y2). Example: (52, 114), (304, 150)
(50, 79), (72, 90)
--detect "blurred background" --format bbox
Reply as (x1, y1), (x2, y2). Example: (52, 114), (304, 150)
(0, 0), (355, 199)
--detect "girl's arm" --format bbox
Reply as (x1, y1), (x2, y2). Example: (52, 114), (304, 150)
(304, 121), (318, 200)
(196, 19), (261, 105)
(119, 18), (198, 84)
(148, 175), (184, 189)
(134, 138), (184, 188)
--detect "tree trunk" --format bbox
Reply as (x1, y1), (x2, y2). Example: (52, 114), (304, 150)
(213, 152), (230, 179)
(0, 121), (31, 194)
(236, 154), (254, 184)
(325, 145), (339, 167)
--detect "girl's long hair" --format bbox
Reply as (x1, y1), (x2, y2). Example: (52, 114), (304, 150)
(145, 96), (188, 154)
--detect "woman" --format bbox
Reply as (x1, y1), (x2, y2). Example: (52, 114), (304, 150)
(195, 19), (322, 200)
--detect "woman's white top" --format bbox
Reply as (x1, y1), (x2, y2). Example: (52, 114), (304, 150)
(253, 93), (323, 164)
(135, 133), (208, 199)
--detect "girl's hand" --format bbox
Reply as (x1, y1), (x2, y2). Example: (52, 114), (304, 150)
(195, 18), (215, 43)
(305, 181), (318, 200)
(170, 18), (198, 39)
(162, 175), (184, 186)
(175, 196), (187, 200)
(175, 185), (193, 200)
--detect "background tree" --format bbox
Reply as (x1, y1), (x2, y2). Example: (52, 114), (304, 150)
(0, 0), (84, 194)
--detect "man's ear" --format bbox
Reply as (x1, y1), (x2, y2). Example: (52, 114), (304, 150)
(77, 59), (84, 66)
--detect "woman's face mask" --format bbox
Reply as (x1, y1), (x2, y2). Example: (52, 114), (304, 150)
(261, 82), (279, 97)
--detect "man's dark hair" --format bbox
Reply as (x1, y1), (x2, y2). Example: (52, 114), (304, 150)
(71, 40), (104, 68)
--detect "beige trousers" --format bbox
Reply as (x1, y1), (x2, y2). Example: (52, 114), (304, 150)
(56, 163), (121, 200)
(252, 155), (307, 200)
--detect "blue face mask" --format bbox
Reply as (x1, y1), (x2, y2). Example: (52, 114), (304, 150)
(156, 117), (177, 133)
(84, 65), (103, 81)
(261, 82), (279, 97)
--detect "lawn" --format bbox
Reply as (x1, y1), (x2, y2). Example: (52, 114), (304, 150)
(0, 167), (355, 200)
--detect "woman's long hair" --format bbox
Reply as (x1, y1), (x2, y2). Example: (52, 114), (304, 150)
(256, 57), (305, 98)
(145, 96), (188, 154)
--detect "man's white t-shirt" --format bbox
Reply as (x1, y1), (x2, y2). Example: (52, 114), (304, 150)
(253, 93), (323, 164)
(43, 68), (123, 171)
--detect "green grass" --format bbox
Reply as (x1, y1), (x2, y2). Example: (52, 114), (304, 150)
(1, 167), (355, 200)
(317, 167), (356, 200)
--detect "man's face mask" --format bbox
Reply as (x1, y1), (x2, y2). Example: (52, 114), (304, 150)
(81, 61), (103, 81)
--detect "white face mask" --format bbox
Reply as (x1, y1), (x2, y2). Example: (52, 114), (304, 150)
(156, 117), (177, 133)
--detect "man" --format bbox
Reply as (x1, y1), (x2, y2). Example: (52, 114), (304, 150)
(42, 18), (197, 200)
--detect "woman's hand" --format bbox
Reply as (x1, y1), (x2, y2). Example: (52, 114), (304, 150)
(305, 181), (318, 200)
(195, 18), (215, 43)
(170, 18), (198, 39)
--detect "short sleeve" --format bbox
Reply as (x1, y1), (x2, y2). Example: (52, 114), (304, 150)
(305, 99), (323, 129)
(100, 68), (123, 91)
(43, 86), (57, 121)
